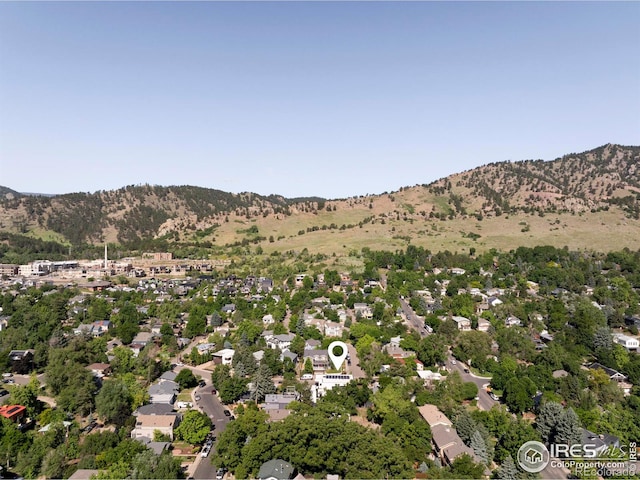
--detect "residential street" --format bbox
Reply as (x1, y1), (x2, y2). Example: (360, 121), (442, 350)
(175, 363), (230, 480)
(447, 356), (496, 411)
(399, 297), (429, 338)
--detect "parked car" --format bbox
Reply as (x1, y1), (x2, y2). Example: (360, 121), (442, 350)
(216, 468), (226, 479)
(223, 410), (231, 417)
(198, 380), (206, 388)
(211, 388), (217, 394)
(82, 421), (97, 433)
(200, 445), (211, 458)
(489, 392), (499, 401)
(195, 394), (201, 401)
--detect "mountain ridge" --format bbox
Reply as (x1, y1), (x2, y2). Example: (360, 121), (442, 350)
(2, 143), (639, 253)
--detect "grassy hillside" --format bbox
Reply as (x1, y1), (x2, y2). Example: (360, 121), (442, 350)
(1, 144), (639, 255)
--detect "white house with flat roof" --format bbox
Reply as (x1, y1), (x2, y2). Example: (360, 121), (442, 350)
(451, 316), (472, 331)
(212, 348), (235, 366)
(614, 334), (639, 351)
(312, 373), (353, 402)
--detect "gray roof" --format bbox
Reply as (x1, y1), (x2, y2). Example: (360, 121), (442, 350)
(281, 351), (298, 362)
(582, 428), (620, 449)
(258, 459), (295, 480)
(134, 403), (175, 416)
(148, 381), (178, 395)
(136, 438), (171, 455)
(431, 424), (462, 451)
(272, 334), (295, 342)
(159, 371), (177, 382)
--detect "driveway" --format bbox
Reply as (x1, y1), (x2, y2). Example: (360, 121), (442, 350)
(346, 343), (366, 380)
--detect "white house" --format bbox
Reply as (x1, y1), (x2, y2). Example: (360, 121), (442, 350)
(505, 316), (522, 327)
(452, 316), (472, 331)
(613, 334), (639, 351)
(267, 334), (295, 351)
(212, 348), (236, 366)
(477, 318), (491, 332)
(312, 373), (353, 402)
(417, 370), (444, 382)
(324, 322), (343, 338)
(353, 303), (373, 319)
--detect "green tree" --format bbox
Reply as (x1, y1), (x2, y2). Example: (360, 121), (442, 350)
(303, 358), (313, 375)
(289, 335), (306, 358)
(9, 380), (40, 417)
(41, 448), (66, 480)
(95, 379), (132, 426)
(110, 346), (136, 374)
(175, 410), (213, 445)
(416, 335), (447, 366)
(175, 368), (198, 389)
(495, 418), (540, 463)
(448, 453), (486, 479)
(130, 450), (182, 479)
(219, 377), (248, 404)
(504, 377), (536, 414)
(452, 330), (492, 370)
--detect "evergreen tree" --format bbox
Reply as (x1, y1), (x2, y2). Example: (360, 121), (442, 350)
(234, 362), (247, 378)
(250, 364), (276, 403)
(554, 407), (582, 446)
(295, 316), (306, 336)
(535, 401), (564, 443)
(497, 455), (519, 480)
(455, 410), (477, 444)
(593, 326), (613, 351)
(210, 312), (223, 327)
(470, 430), (488, 464)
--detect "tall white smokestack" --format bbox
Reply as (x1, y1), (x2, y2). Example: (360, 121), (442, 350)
(104, 244), (108, 270)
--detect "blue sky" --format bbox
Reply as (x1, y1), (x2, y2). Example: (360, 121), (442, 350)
(1, 1), (638, 199)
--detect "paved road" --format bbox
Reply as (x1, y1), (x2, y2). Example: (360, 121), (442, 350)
(192, 381), (231, 480)
(399, 298), (429, 338)
(447, 356), (496, 411)
(175, 365), (230, 480)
